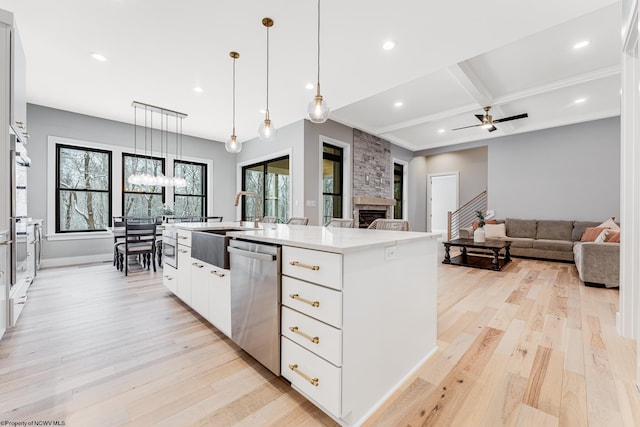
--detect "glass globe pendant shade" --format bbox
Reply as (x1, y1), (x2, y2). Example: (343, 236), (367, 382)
(225, 134), (242, 153)
(258, 118), (277, 141)
(307, 95), (330, 123)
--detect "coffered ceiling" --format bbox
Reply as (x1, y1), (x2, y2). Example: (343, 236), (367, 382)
(0, 0), (622, 152)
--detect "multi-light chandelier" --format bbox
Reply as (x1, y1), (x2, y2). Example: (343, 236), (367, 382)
(127, 101), (188, 187)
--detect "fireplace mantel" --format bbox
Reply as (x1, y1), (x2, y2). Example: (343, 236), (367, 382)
(353, 196), (395, 206)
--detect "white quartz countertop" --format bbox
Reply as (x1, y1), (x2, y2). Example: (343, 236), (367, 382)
(169, 222), (439, 253)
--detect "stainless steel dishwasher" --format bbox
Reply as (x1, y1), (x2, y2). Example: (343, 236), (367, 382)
(228, 239), (281, 375)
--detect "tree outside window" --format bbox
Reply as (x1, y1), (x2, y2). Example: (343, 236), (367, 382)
(242, 156), (290, 223)
(56, 144), (112, 232)
(174, 160), (207, 217)
(122, 153), (165, 218)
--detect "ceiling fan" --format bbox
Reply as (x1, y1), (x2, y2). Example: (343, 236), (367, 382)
(452, 106), (528, 132)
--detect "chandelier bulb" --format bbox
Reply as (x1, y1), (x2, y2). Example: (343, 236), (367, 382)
(225, 134), (242, 154)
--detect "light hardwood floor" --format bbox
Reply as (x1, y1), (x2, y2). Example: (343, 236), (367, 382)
(0, 258), (638, 426)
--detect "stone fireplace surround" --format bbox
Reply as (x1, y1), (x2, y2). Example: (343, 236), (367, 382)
(353, 196), (395, 228)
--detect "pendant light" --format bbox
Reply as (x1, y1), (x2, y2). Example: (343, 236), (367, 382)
(258, 17), (277, 141)
(225, 51), (242, 154)
(307, 0), (330, 123)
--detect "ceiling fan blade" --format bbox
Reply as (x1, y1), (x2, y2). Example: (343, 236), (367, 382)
(452, 123), (482, 131)
(487, 125), (497, 132)
(474, 114), (484, 122)
(493, 113), (528, 123)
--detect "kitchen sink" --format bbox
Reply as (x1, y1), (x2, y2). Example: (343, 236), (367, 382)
(191, 229), (242, 269)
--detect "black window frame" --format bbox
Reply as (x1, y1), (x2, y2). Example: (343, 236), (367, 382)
(322, 142), (344, 224)
(173, 159), (208, 217)
(394, 163), (404, 219)
(55, 143), (113, 233)
(241, 155), (290, 222)
(122, 152), (166, 218)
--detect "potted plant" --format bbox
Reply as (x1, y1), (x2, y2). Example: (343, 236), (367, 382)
(474, 210), (486, 243)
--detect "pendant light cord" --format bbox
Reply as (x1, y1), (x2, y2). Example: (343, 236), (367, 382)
(316, 0), (321, 95)
(232, 56), (237, 135)
(266, 24), (270, 116)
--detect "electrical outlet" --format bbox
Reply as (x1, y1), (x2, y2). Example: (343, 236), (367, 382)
(385, 245), (397, 261)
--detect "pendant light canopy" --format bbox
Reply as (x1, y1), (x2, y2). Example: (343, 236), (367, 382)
(307, 0), (330, 123)
(258, 17), (278, 141)
(225, 51), (242, 154)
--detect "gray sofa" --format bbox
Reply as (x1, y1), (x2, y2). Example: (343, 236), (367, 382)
(460, 218), (619, 288)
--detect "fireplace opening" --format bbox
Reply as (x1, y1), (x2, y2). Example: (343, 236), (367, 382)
(358, 209), (386, 229)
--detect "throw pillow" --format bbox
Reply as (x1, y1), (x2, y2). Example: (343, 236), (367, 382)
(581, 227), (607, 242)
(484, 223), (507, 239)
(598, 217), (620, 231)
(472, 219), (498, 230)
(604, 229), (621, 243)
(594, 229), (608, 243)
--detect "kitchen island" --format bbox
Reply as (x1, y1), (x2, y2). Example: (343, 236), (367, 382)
(164, 222), (439, 426)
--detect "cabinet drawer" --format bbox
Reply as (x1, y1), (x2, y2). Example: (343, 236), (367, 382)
(207, 266), (231, 337)
(282, 276), (342, 328)
(163, 264), (177, 294)
(282, 307), (341, 366)
(177, 229), (192, 247)
(282, 246), (342, 290)
(282, 337), (341, 417)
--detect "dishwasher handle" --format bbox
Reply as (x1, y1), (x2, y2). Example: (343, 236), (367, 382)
(228, 246), (276, 262)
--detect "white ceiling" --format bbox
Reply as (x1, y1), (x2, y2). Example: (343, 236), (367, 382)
(0, 0), (622, 152)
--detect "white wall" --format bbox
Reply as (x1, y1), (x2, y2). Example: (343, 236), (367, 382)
(488, 117), (620, 221)
(27, 104), (237, 264)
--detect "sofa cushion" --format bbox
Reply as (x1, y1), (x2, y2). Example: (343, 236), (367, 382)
(572, 221), (601, 241)
(605, 230), (620, 243)
(598, 217), (620, 231)
(581, 227), (608, 242)
(532, 239), (574, 252)
(536, 220), (573, 241)
(505, 237), (534, 248)
(505, 218), (537, 238)
(484, 223), (507, 239)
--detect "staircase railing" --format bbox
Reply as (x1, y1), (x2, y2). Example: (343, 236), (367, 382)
(447, 190), (487, 240)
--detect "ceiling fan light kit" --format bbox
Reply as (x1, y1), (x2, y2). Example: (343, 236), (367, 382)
(452, 105), (528, 133)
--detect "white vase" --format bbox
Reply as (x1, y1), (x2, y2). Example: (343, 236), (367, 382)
(474, 227), (486, 243)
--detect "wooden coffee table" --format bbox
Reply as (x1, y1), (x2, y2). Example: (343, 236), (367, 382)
(442, 238), (512, 271)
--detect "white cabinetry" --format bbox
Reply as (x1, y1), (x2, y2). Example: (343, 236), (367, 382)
(176, 230), (192, 304)
(190, 260), (209, 317)
(163, 264), (177, 293)
(281, 238), (437, 426)
(206, 264), (231, 336)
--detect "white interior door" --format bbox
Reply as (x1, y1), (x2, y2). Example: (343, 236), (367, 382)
(429, 173), (458, 234)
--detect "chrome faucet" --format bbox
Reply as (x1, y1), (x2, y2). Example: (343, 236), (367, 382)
(234, 191), (259, 228)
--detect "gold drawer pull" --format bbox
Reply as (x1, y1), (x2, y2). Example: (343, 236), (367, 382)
(289, 294), (320, 308)
(0, 240), (12, 245)
(164, 275), (173, 280)
(289, 261), (320, 271)
(288, 364), (319, 387)
(289, 326), (320, 344)
(178, 236), (188, 240)
(179, 249), (188, 253)
(192, 262), (204, 268)
(210, 270), (226, 278)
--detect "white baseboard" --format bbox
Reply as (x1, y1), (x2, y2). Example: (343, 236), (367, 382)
(41, 253), (112, 268)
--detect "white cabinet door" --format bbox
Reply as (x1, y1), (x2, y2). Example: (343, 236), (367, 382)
(207, 265), (231, 336)
(163, 264), (177, 294)
(176, 245), (192, 304)
(10, 27), (27, 134)
(190, 260), (209, 318)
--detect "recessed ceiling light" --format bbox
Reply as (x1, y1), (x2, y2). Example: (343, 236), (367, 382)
(90, 53), (107, 62)
(193, 87), (203, 93)
(382, 40), (396, 50)
(438, 129), (445, 134)
(394, 101), (403, 108)
(305, 83), (314, 90)
(574, 98), (587, 104)
(573, 40), (590, 49)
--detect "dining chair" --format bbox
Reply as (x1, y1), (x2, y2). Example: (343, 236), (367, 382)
(112, 216), (126, 266)
(367, 219), (410, 231)
(260, 216), (278, 224)
(116, 222), (157, 276)
(200, 216), (224, 222)
(324, 218), (354, 228)
(286, 217), (309, 225)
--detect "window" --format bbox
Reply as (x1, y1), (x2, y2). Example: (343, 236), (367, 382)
(242, 156), (290, 223)
(174, 160), (207, 217)
(122, 153), (165, 218)
(322, 143), (343, 225)
(56, 144), (112, 232)
(394, 163), (404, 219)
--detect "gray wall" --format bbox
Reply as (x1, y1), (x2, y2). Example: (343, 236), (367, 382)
(488, 117), (620, 221)
(408, 156), (428, 232)
(27, 104), (237, 262)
